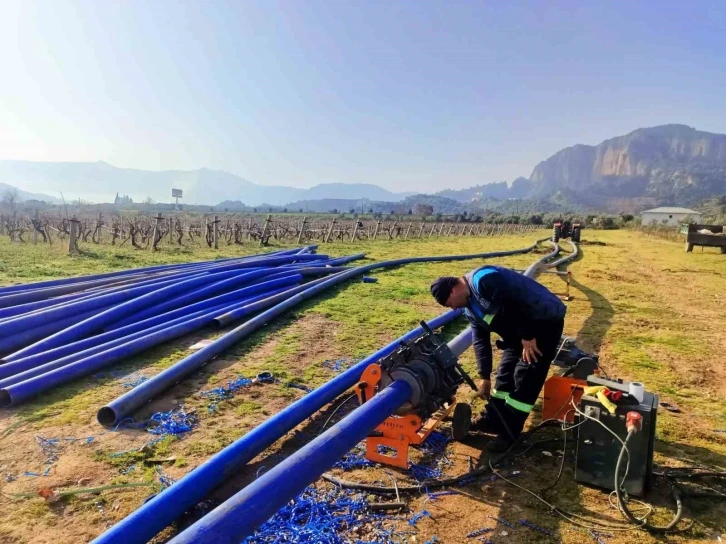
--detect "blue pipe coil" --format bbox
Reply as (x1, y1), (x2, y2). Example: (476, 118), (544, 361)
(0, 286), (295, 379)
(90, 310), (459, 544)
(168, 381), (412, 544)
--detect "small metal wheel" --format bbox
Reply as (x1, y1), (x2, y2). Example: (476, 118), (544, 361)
(452, 402), (472, 441)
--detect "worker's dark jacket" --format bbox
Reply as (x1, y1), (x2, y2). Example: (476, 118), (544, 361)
(463, 265), (566, 377)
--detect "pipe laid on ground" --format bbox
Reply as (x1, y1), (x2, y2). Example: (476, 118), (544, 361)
(170, 381), (413, 544)
(0, 284), (301, 407)
(99, 243), (538, 427)
(0, 248), (306, 297)
(3, 268), (304, 361)
(90, 310), (460, 544)
(169, 241), (580, 543)
(0, 286), (296, 382)
(103, 270), (304, 331)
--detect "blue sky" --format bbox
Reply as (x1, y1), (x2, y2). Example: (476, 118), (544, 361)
(1, 1), (724, 192)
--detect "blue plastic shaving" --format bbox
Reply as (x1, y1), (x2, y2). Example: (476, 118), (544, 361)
(377, 445), (397, 456)
(123, 375), (148, 388)
(333, 443), (374, 470)
(147, 408), (198, 436)
(322, 358), (353, 373)
(242, 484), (393, 543)
(201, 376), (253, 412)
(419, 431), (451, 456)
(466, 527), (493, 538)
(5, 474), (16, 482)
(156, 466), (176, 490)
(426, 490), (459, 501)
(490, 516), (517, 530)
(520, 519), (553, 536)
(120, 465), (136, 475)
(424, 538), (440, 544)
(408, 462), (442, 482)
(588, 529), (613, 543)
(24, 471), (40, 477)
(36, 436), (61, 464)
(286, 382), (312, 393)
(408, 510), (432, 526)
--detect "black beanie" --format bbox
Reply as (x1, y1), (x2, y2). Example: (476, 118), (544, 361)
(430, 276), (459, 306)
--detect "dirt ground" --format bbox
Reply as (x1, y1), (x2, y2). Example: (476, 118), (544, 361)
(0, 230), (724, 543)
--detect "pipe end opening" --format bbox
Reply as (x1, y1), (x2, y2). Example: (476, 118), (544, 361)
(0, 390), (11, 408)
(97, 407), (117, 427)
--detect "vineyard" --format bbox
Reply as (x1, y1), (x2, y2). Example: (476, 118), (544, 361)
(0, 210), (540, 252)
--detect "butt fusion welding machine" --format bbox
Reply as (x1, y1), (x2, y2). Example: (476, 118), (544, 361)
(357, 330), (658, 497)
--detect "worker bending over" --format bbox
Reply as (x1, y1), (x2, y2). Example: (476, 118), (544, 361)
(430, 265), (566, 452)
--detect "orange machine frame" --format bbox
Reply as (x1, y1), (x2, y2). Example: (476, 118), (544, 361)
(355, 363), (455, 469)
(542, 375), (586, 423)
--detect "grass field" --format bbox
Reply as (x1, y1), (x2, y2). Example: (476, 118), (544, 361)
(0, 231), (724, 543)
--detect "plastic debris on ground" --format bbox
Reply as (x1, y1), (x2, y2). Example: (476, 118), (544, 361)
(122, 372), (149, 389)
(466, 527), (493, 538)
(321, 358), (354, 373)
(489, 516), (517, 530)
(201, 376), (253, 412)
(156, 466), (177, 490)
(147, 408), (198, 436)
(36, 436), (61, 464)
(241, 484), (404, 544)
(333, 443), (374, 470)
(408, 509), (432, 526)
(520, 519), (554, 536)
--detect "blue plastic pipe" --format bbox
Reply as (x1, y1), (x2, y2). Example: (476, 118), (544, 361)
(169, 241), (572, 543)
(104, 270), (305, 331)
(0, 249), (302, 297)
(0, 288), (303, 407)
(170, 381), (413, 544)
(0, 304), (115, 357)
(90, 310), (460, 544)
(0, 286), (295, 382)
(3, 269), (294, 361)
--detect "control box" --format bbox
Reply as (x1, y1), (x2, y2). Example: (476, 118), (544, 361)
(575, 380), (658, 497)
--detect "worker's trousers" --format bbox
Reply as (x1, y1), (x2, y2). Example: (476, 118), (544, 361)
(485, 318), (565, 439)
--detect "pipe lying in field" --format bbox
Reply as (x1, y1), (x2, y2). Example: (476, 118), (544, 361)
(90, 310), (461, 544)
(0, 286), (296, 381)
(0, 247), (308, 298)
(169, 241), (580, 544)
(170, 380), (414, 544)
(103, 270), (305, 331)
(98, 244), (540, 428)
(3, 268), (306, 361)
(0, 284), (305, 407)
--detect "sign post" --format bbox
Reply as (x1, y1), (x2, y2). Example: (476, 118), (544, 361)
(172, 188), (183, 210)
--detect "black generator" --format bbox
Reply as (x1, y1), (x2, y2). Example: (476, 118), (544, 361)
(575, 377), (658, 497)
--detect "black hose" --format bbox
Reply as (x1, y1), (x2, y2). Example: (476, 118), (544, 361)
(615, 430), (684, 532)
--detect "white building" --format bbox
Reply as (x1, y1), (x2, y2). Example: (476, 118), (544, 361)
(641, 207), (702, 226)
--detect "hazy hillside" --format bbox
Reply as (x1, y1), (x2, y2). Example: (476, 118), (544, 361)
(0, 161), (412, 206)
(0, 182), (60, 204)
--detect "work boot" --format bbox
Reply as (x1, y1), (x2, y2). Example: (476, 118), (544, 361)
(486, 434), (514, 454)
(470, 413), (500, 435)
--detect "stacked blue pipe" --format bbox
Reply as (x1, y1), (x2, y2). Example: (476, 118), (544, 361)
(0, 246), (364, 406)
(91, 240), (544, 544)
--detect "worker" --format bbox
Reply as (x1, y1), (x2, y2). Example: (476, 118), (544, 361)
(430, 265), (566, 452)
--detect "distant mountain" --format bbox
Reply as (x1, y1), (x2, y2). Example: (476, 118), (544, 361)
(529, 124), (726, 208)
(0, 161), (413, 206)
(0, 182), (61, 204)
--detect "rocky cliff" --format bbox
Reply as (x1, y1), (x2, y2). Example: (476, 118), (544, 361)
(529, 124), (726, 204)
